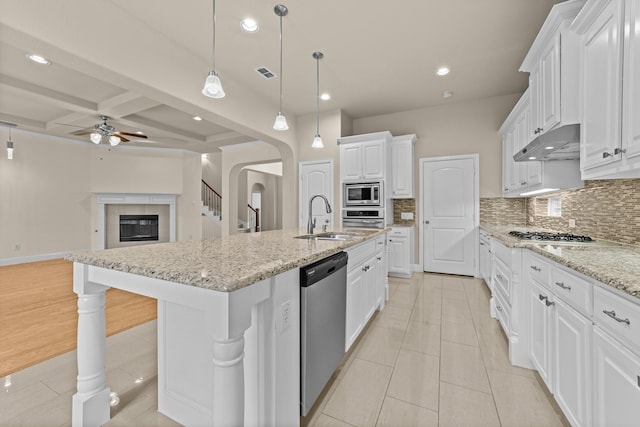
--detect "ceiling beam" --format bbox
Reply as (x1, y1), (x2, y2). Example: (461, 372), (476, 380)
(120, 114), (204, 143)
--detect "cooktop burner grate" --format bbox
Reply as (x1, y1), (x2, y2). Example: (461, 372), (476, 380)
(508, 231), (594, 242)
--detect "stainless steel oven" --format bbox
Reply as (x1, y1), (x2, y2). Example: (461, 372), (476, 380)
(343, 182), (382, 207)
(341, 208), (384, 228)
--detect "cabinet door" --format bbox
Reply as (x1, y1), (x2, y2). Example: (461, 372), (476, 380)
(554, 299), (592, 427)
(391, 141), (412, 197)
(362, 140), (385, 179)
(502, 135), (514, 194)
(581, 0), (624, 170)
(623, 0), (640, 160)
(529, 69), (541, 142)
(592, 326), (640, 427)
(363, 256), (377, 322)
(529, 280), (553, 390)
(540, 35), (561, 133)
(345, 267), (364, 351)
(340, 144), (363, 180)
(388, 237), (409, 275)
(376, 248), (386, 306)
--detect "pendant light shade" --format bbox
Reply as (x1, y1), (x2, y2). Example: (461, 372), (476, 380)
(312, 51), (324, 148)
(273, 5), (288, 130)
(202, 0), (225, 98)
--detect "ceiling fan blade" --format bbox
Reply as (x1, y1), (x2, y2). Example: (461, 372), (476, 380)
(115, 131), (148, 139)
(71, 130), (93, 136)
(118, 136), (130, 143)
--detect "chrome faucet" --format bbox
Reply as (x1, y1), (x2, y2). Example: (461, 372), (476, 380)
(307, 194), (332, 234)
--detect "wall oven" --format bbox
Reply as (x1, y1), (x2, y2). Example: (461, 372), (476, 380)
(343, 182), (382, 207)
(342, 208), (384, 229)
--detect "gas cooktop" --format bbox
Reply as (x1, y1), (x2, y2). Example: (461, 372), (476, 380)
(508, 231), (594, 242)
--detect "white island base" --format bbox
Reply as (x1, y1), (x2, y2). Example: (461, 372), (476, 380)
(71, 263), (300, 427)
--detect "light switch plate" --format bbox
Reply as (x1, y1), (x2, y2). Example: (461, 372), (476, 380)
(569, 219), (576, 228)
(401, 212), (414, 220)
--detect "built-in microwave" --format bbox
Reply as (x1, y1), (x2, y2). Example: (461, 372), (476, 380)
(343, 182), (383, 207)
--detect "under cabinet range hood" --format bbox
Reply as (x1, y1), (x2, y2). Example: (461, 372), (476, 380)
(513, 124), (580, 162)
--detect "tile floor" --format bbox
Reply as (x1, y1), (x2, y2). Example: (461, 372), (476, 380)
(0, 273), (568, 427)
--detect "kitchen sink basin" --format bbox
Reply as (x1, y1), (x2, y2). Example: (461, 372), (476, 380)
(295, 232), (358, 241)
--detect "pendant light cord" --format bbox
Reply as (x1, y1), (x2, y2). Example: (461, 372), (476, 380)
(316, 57), (320, 135)
(278, 13), (283, 113)
(211, 0), (216, 70)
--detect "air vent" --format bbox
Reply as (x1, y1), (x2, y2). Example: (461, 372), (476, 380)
(255, 66), (277, 79)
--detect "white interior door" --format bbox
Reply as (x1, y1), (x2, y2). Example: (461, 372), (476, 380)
(299, 160), (333, 229)
(421, 155), (478, 276)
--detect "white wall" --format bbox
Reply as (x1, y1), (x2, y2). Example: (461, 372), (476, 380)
(0, 129), (202, 261)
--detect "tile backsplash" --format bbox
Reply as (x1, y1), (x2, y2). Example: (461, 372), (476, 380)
(392, 198), (416, 225)
(481, 179), (640, 246)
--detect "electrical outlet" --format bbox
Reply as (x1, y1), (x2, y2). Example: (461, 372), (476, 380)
(400, 212), (414, 220)
(280, 300), (291, 331)
(568, 219), (576, 228)
(14, 243), (20, 251)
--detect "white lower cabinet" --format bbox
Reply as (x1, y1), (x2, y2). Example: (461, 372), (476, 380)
(387, 226), (413, 278)
(592, 326), (640, 427)
(345, 235), (387, 351)
(529, 279), (553, 389)
(553, 298), (592, 427)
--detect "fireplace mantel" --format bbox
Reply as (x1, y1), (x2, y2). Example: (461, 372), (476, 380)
(95, 193), (178, 250)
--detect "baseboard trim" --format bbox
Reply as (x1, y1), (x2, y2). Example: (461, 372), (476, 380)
(0, 250), (85, 266)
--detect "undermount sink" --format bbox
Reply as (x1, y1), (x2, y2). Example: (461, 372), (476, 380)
(295, 232), (358, 241)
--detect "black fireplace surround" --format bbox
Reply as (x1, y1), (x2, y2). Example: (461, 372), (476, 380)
(119, 214), (159, 242)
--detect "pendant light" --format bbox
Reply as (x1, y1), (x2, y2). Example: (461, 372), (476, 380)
(6, 127), (14, 160)
(202, 0), (225, 98)
(273, 4), (289, 130)
(312, 52), (324, 148)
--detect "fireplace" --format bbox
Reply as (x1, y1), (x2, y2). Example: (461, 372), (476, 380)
(119, 215), (159, 242)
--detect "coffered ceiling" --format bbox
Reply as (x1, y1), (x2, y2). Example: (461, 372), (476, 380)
(0, 0), (563, 153)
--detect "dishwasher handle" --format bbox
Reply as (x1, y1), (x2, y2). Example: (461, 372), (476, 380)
(300, 252), (348, 287)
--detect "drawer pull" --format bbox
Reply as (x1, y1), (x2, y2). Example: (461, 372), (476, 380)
(545, 299), (555, 307)
(603, 309), (631, 325)
(555, 282), (571, 291)
(496, 305), (503, 312)
(530, 265), (541, 272)
(539, 294), (547, 302)
(496, 274), (504, 281)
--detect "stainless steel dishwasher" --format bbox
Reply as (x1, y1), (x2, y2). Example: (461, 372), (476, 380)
(300, 251), (348, 416)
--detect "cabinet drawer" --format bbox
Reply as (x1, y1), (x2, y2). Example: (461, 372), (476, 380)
(493, 241), (512, 266)
(375, 235), (386, 252)
(494, 287), (511, 335)
(347, 239), (376, 268)
(527, 252), (550, 286)
(593, 286), (640, 353)
(493, 258), (512, 302)
(551, 267), (593, 316)
(389, 227), (409, 238)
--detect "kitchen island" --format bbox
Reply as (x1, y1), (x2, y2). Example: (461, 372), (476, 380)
(67, 227), (387, 427)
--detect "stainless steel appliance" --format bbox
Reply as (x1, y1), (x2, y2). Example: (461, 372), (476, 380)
(343, 181), (382, 207)
(300, 252), (348, 416)
(508, 231), (593, 242)
(342, 208), (384, 228)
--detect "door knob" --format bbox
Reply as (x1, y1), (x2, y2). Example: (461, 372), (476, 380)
(424, 220), (430, 224)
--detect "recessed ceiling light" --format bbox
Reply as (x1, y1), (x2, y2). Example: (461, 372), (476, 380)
(436, 66), (450, 76)
(545, 146), (554, 150)
(240, 18), (259, 33)
(320, 93), (331, 101)
(136, 131), (145, 135)
(26, 54), (51, 65)
(442, 90), (454, 99)
(528, 156), (537, 160)
(193, 116), (203, 121)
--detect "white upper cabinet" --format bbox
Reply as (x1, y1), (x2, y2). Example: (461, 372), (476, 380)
(390, 134), (416, 198)
(520, 0), (583, 143)
(338, 132), (392, 182)
(573, 0), (640, 178)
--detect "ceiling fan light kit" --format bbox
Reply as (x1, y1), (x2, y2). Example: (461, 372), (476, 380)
(203, 0), (225, 99)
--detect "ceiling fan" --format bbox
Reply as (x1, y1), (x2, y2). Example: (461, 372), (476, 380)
(71, 115), (148, 146)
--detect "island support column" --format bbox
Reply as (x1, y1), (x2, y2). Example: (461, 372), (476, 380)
(72, 263), (111, 427)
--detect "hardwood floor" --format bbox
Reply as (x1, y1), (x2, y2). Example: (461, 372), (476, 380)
(0, 258), (157, 377)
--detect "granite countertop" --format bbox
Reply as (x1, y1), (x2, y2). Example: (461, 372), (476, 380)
(67, 227), (387, 292)
(481, 224), (640, 299)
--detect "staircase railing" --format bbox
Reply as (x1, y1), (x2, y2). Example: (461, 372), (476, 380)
(248, 204), (260, 232)
(202, 180), (222, 219)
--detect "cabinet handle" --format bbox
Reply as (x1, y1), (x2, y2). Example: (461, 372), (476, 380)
(521, 181), (527, 186)
(603, 309), (631, 325)
(496, 305), (503, 312)
(539, 294), (547, 302)
(555, 281), (571, 291)
(378, 241), (383, 245)
(545, 299), (555, 307)
(424, 220), (430, 224)
(530, 265), (541, 272)
(615, 148), (626, 155)
(496, 274), (504, 281)
(377, 257), (382, 261)
(504, 188), (508, 192)
(602, 151), (614, 158)
(480, 242), (485, 246)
